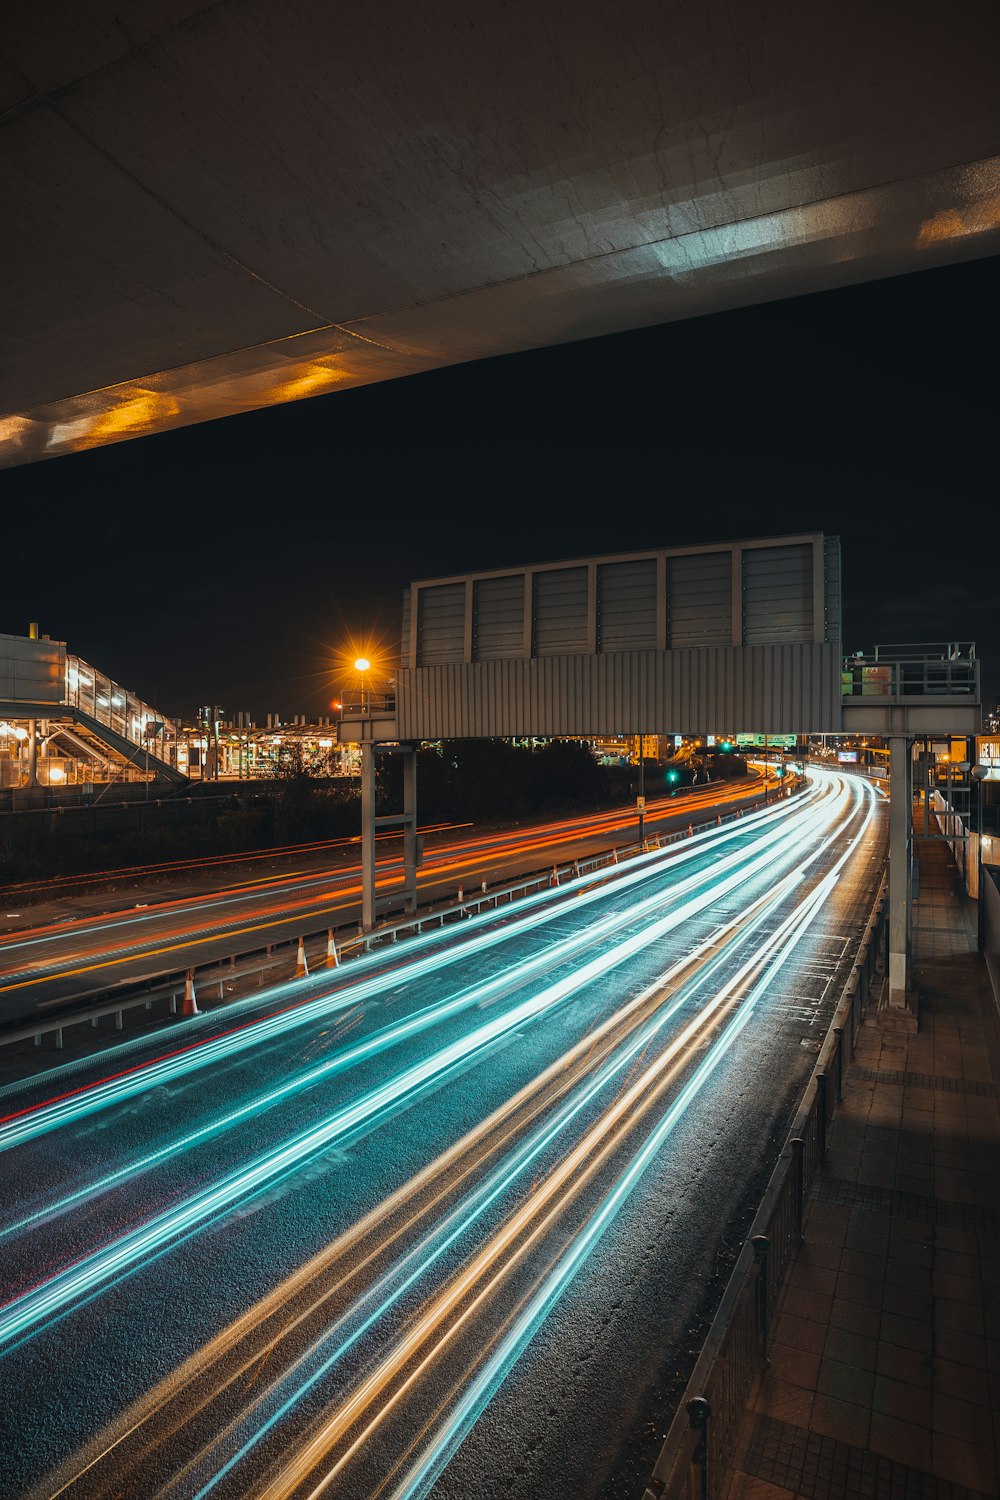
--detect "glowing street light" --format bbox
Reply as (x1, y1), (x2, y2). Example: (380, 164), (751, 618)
(354, 656), (371, 713)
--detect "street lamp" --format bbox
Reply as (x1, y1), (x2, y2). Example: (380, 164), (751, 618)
(354, 657), (371, 714)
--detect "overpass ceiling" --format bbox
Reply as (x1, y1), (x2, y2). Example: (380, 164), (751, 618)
(2, 2), (999, 467)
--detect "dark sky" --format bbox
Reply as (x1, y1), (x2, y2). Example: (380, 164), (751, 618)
(3, 255), (997, 720)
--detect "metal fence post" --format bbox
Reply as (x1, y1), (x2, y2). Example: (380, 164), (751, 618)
(686, 1397), (711, 1500)
(816, 1073), (828, 1164)
(790, 1138), (805, 1240)
(833, 1027), (844, 1102)
(751, 1235), (771, 1360)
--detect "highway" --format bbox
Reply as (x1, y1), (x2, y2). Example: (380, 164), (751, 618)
(0, 768), (885, 1500)
(0, 778), (770, 1020)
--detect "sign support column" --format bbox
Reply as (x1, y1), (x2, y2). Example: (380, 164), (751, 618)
(402, 743), (418, 915)
(361, 740), (376, 932)
(887, 733), (913, 1012)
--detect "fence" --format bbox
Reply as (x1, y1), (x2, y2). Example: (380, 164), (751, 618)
(841, 643), (978, 701)
(643, 871), (888, 1500)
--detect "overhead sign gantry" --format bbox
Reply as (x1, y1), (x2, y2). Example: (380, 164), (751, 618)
(340, 533), (982, 1019)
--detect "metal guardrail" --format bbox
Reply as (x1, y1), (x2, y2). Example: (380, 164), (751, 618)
(841, 643), (978, 701)
(643, 869), (888, 1500)
(2, 782), (802, 1052)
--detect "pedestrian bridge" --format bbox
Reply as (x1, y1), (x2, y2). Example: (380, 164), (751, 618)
(0, 631), (185, 790)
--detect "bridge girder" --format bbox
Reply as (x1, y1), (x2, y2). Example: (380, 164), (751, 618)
(3, 1), (1000, 466)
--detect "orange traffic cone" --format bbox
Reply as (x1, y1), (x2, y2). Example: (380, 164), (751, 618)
(551, 865), (559, 886)
(717, 813), (722, 825)
(180, 969), (199, 1017)
(296, 937), (309, 977)
(688, 823), (693, 837)
(457, 885), (464, 904)
(326, 929), (339, 968)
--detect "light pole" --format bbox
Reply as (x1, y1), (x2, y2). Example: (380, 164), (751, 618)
(637, 734), (645, 847)
(354, 657), (371, 714)
(763, 734), (769, 805)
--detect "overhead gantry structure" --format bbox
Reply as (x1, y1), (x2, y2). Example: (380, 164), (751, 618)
(338, 532), (981, 1022)
(3, 3), (1000, 465)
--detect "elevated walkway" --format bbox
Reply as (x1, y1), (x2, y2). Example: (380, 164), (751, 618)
(721, 820), (1000, 1497)
(65, 705), (186, 784)
(0, 631), (186, 789)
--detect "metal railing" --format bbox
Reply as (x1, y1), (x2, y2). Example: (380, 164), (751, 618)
(64, 652), (180, 767)
(841, 643), (978, 701)
(643, 871), (888, 1500)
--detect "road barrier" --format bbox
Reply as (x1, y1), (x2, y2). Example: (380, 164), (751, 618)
(642, 870), (888, 1500)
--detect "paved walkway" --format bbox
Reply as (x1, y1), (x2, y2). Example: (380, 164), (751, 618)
(724, 825), (1000, 1499)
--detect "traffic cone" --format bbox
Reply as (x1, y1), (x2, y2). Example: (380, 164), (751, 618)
(551, 865), (559, 886)
(717, 813), (722, 825)
(457, 885), (464, 904)
(326, 929), (339, 967)
(180, 969), (199, 1017)
(296, 937), (309, 977)
(688, 823), (693, 837)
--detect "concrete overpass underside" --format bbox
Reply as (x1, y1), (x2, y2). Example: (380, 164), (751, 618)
(2, 1), (1000, 466)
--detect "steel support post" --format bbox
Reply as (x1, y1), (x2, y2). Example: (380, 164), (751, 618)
(887, 735), (912, 1007)
(361, 741), (376, 932)
(402, 743), (418, 915)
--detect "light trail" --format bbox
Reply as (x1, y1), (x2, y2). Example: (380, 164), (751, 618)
(252, 823), (866, 1499)
(0, 782), (825, 1150)
(23, 774), (880, 1500)
(0, 823), (467, 900)
(28, 828), (833, 1500)
(0, 778), (770, 992)
(201, 886), (827, 1498)
(387, 782), (879, 1500)
(0, 782), (853, 1350)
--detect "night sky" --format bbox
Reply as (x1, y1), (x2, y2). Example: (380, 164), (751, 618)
(3, 255), (997, 721)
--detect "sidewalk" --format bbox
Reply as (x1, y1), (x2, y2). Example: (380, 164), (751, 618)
(723, 830), (1000, 1498)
